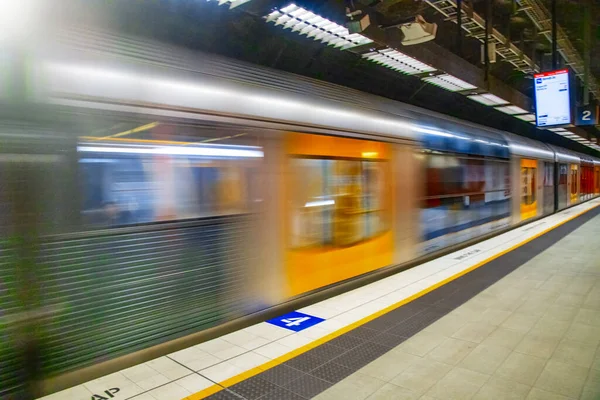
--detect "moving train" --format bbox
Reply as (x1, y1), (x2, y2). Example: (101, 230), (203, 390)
(2, 28), (599, 394)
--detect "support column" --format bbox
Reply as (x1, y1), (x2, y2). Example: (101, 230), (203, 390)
(583, 0), (591, 105)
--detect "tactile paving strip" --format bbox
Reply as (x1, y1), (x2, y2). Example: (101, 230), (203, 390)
(204, 206), (600, 399)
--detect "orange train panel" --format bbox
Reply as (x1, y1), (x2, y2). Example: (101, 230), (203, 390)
(570, 164), (579, 203)
(520, 158), (537, 221)
(283, 133), (394, 297)
(286, 132), (392, 160)
(285, 232), (394, 296)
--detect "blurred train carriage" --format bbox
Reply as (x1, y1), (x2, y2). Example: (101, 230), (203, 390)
(1, 28), (600, 396)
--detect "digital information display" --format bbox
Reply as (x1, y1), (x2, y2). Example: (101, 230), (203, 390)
(534, 69), (571, 127)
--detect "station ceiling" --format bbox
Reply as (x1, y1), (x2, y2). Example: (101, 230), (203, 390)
(50, 0), (599, 156)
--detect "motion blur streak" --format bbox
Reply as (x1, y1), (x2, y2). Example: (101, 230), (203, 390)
(1, 5), (600, 400)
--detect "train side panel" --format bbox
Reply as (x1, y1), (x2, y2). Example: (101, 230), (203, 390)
(392, 145), (420, 266)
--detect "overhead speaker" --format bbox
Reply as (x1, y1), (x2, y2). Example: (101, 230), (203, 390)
(400, 15), (437, 46)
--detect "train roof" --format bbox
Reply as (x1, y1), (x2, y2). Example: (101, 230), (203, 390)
(501, 132), (554, 162)
(22, 28), (600, 164)
(548, 145), (581, 164)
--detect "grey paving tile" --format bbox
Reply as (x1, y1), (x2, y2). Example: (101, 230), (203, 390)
(365, 383), (420, 400)
(563, 322), (600, 346)
(312, 372), (385, 400)
(228, 376), (280, 400)
(526, 387), (573, 400)
(283, 374), (332, 399)
(514, 332), (561, 359)
(326, 334), (365, 350)
(360, 350), (421, 382)
(386, 303), (428, 321)
(284, 352), (327, 373)
(423, 314), (466, 337)
(459, 343), (512, 375)
(362, 304), (426, 332)
(581, 385), (600, 400)
(390, 357), (452, 395)
(472, 376), (531, 400)
(256, 386), (307, 400)
(425, 367), (490, 400)
(426, 337), (476, 365)
(395, 331), (446, 357)
(438, 292), (475, 309)
(500, 313), (539, 333)
(310, 361), (354, 383)
(369, 332), (406, 348)
(346, 326), (379, 340)
(550, 339), (597, 368)
(586, 365), (600, 387)
(494, 352), (546, 386)
(482, 327), (525, 349)
(332, 342), (389, 370)
(205, 388), (244, 399)
(451, 321), (496, 343)
(534, 359), (588, 398)
(418, 285), (457, 305)
(258, 364), (305, 386)
(311, 343), (348, 361)
(385, 310), (445, 337)
(362, 313), (403, 331)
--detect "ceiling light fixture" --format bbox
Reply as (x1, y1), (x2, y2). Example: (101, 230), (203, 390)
(422, 74), (477, 92)
(363, 48), (436, 75)
(467, 93), (509, 106)
(515, 114), (536, 122)
(495, 105), (529, 115)
(265, 4), (373, 50)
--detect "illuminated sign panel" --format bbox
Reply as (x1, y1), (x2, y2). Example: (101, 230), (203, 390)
(534, 69), (571, 127)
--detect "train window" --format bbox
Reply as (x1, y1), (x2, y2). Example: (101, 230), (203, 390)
(571, 166), (578, 195)
(289, 158), (332, 248)
(289, 157), (387, 248)
(543, 163), (554, 186)
(78, 121), (263, 229)
(422, 154), (510, 244)
(521, 167), (536, 206)
(559, 164), (568, 185)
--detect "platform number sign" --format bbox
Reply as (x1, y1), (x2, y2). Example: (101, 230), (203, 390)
(575, 104), (598, 126)
(267, 311), (325, 332)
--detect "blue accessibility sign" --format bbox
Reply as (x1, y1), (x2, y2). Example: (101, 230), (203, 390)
(266, 311), (325, 332)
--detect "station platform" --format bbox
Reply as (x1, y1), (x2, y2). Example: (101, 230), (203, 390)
(41, 199), (600, 400)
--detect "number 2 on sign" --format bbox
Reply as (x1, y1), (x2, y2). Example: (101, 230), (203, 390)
(281, 317), (310, 327)
(583, 110), (591, 121)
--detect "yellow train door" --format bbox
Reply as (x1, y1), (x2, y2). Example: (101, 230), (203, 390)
(520, 159), (537, 220)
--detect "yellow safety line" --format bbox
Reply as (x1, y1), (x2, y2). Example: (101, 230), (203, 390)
(185, 201), (600, 400)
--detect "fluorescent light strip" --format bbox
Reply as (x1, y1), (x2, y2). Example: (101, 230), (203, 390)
(515, 114), (536, 122)
(363, 48), (436, 75)
(495, 105), (529, 115)
(304, 200), (335, 207)
(265, 4), (436, 76)
(467, 93), (509, 106)
(422, 74), (477, 92)
(78, 145), (264, 158)
(265, 4), (373, 50)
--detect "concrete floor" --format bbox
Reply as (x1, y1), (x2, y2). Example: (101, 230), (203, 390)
(314, 214), (600, 400)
